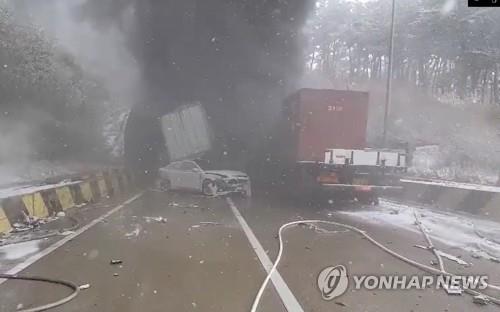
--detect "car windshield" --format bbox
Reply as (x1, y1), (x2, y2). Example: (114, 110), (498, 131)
(2, 1), (500, 311)
(194, 159), (214, 171)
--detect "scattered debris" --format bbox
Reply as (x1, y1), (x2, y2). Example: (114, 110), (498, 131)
(471, 253), (481, 259)
(56, 211), (66, 217)
(443, 284), (463, 295)
(125, 226), (141, 238)
(16, 303), (23, 310)
(79, 284), (90, 290)
(11, 223), (35, 233)
(335, 301), (347, 307)
(110, 259), (123, 265)
(389, 209), (399, 215)
(190, 221), (222, 229)
(113, 273), (119, 277)
(430, 260), (438, 266)
(169, 202), (200, 209)
(199, 221), (221, 226)
(472, 295), (490, 305)
(199, 260), (205, 264)
(489, 257), (500, 264)
(467, 249), (500, 262)
(144, 216), (167, 223)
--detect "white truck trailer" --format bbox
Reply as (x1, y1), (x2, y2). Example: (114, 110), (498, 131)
(160, 103), (213, 162)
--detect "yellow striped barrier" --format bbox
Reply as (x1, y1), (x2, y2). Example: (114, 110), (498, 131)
(0, 169), (134, 234)
(56, 187), (75, 210)
(22, 192), (49, 218)
(80, 182), (93, 202)
(0, 206), (12, 234)
(98, 178), (108, 198)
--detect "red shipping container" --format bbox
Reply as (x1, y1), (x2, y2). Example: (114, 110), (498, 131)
(285, 88), (369, 162)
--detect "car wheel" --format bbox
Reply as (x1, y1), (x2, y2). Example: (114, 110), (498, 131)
(242, 185), (252, 198)
(202, 180), (217, 196)
(160, 179), (171, 191)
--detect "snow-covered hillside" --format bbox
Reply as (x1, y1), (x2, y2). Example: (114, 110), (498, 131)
(366, 82), (500, 184)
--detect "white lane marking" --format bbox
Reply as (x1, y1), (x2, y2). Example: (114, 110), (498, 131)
(226, 197), (304, 312)
(0, 193), (143, 285)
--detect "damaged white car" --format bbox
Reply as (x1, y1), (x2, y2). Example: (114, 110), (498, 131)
(158, 159), (251, 197)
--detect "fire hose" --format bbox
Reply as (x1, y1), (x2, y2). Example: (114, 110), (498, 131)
(0, 216), (82, 311)
(0, 274), (80, 312)
(251, 219), (500, 312)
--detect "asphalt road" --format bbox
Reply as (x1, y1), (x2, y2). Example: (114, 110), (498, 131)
(1, 190), (499, 311)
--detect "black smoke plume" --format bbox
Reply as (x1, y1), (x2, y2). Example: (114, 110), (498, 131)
(78, 0), (313, 178)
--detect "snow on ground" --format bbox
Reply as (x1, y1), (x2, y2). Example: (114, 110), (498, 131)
(0, 239), (43, 263)
(408, 145), (498, 185)
(0, 160), (110, 198)
(0, 161), (78, 186)
(400, 178), (500, 193)
(337, 199), (500, 260)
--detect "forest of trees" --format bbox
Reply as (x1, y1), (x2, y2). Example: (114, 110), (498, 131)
(0, 7), (107, 161)
(307, 0), (500, 106)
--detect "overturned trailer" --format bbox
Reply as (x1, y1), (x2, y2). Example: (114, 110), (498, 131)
(160, 103), (213, 163)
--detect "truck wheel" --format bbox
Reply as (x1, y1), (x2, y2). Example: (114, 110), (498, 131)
(202, 180), (217, 196)
(357, 193), (379, 205)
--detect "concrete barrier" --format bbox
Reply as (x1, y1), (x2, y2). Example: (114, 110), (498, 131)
(0, 169), (133, 235)
(399, 178), (500, 219)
